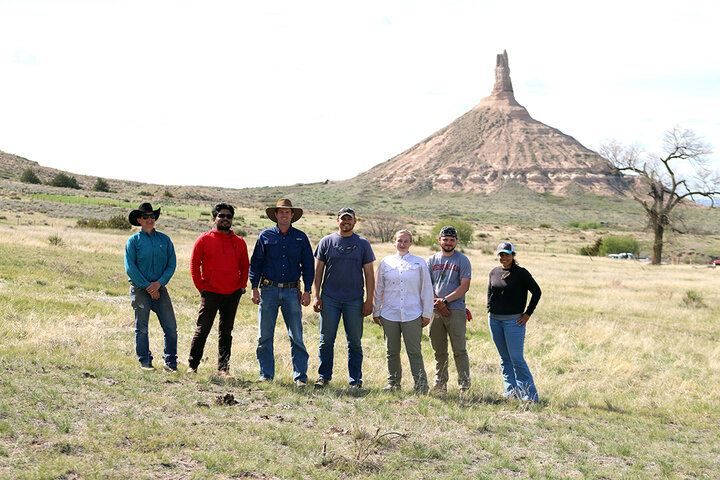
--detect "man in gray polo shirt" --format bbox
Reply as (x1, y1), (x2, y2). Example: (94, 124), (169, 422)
(426, 226), (472, 394)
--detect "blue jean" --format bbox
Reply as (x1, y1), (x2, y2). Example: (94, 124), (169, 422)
(318, 294), (364, 386)
(488, 313), (538, 401)
(256, 286), (308, 382)
(130, 284), (177, 368)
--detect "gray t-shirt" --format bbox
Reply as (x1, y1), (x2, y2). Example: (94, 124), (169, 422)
(426, 251), (472, 310)
(314, 232), (375, 301)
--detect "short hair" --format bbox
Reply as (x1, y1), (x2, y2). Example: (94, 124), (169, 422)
(394, 229), (413, 243)
(212, 202), (235, 218)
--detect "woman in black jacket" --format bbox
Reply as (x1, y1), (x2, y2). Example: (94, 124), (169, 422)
(487, 242), (541, 401)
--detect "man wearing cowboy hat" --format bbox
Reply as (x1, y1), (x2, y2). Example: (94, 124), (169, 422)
(249, 199), (314, 387)
(124, 202), (178, 372)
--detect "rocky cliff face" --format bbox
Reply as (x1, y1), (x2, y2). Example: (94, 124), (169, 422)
(358, 51), (626, 195)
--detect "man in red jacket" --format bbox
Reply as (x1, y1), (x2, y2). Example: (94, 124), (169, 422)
(187, 203), (250, 376)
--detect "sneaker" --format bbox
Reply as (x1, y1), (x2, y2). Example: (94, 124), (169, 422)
(163, 364), (178, 373)
(140, 364), (155, 371)
(295, 380), (307, 388)
(257, 376), (272, 383)
(314, 378), (328, 388)
(382, 384), (399, 391)
(348, 383), (362, 390)
(216, 369), (231, 378)
(187, 366), (198, 374)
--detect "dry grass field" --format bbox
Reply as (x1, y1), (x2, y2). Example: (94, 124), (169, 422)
(1, 217), (719, 479)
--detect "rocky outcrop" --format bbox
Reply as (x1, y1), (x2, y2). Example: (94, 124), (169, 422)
(355, 51), (627, 196)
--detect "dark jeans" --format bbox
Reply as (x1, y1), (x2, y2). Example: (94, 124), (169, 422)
(188, 289), (243, 371)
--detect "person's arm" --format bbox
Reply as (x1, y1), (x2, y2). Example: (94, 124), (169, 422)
(372, 261), (384, 325)
(238, 237), (250, 290)
(190, 237), (204, 292)
(517, 269), (542, 326)
(299, 235), (314, 306)
(124, 236), (150, 289)
(420, 262), (434, 326)
(157, 235), (176, 287)
(312, 259), (325, 312)
(442, 277), (471, 304)
(249, 235), (266, 305)
(362, 261), (375, 317)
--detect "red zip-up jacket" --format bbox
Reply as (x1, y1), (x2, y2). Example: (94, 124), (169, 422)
(191, 229), (249, 295)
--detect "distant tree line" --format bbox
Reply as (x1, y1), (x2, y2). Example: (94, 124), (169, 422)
(20, 168), (113, 192)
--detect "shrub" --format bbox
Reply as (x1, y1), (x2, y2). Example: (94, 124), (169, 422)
(598, 235), (640, 256)
(138, 190), (153, 196)
(429, 219), (474, 246)
(163, 190), (173, 198)
(48, 234), (65, 246)
(92, 177), (111, 192)
(579, 238), (603, 256)
(20, 168), (41, 184)
(568, 221), (602, 229)
(682, 290), (706, 308)
(48, 173), (81, 189)
(76, 215), (131, 230)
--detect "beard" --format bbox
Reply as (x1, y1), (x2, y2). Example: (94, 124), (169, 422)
(217, 222), (231, 232)
(441, 244), (455, 253)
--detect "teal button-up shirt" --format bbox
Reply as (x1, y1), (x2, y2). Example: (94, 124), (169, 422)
(124, 229), (176, 289)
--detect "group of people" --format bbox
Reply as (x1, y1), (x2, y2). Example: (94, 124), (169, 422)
(123, 198), (542, 401)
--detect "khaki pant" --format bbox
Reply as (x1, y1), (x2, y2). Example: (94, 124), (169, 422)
(429, 309), (470, 389)
(380, 316), (428, 392)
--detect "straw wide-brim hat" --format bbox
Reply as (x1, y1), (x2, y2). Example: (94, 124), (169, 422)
(129, 202), (161, 226)
(266, 198), (303, 223)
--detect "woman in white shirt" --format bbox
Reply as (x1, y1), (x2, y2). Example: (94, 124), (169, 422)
(373, 230), (434, 393)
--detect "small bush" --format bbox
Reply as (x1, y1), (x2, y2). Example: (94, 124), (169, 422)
(568, 221), (602, 229)
(163, 190), (174, 198)
(76, 215), (131, 230)
(138, 190), (153, 196)
(682, 290), (706, 308)
(579, 238), (603, 256)
(599, 235), (640, 256)
(92, 177), (111, 192)
(20, 168), (41, 184)
(48, 173), (81, 189)
(48, 234), (65, 246)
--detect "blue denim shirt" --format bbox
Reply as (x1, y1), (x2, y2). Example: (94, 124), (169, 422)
(124, 229), (177, 289)
(249, 226), (314, 291)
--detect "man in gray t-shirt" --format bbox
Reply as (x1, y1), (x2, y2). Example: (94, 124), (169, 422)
(426, 226), (472, 394)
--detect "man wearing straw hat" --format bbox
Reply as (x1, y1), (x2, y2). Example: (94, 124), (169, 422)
(249, 199), (314, 387)
(124, 202), (178, 372)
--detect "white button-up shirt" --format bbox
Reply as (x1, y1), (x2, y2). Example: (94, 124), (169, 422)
(373, 252), (434, 322)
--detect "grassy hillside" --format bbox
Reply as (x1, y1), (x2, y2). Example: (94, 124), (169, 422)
(1, 224), (719, 479)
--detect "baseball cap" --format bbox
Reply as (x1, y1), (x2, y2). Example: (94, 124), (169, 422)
(496, 242), (515, 254)
(337, 207), (356, 219)
(438, 226), (458, 238)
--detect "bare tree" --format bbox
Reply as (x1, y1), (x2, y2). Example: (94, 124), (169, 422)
(363, 213), (405, 243)
(600, 127), (720, 264)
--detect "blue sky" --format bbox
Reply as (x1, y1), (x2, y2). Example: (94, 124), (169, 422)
(1, 0), (718, 189)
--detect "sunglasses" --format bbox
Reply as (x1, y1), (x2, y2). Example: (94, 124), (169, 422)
(141, 214), (157, 220)
(216, 213), (233, 219)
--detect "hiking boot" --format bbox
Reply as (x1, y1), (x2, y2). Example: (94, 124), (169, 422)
(163, 364), (178, 373)
(382, 384), (400, 392)
(314, 378), (328, 389)
(187, 366), (198, 374)
(431, 384), (447, 394)
(295, 380), (307, 388)
(348, 383), (362, 390)
(216, 369), (231, 378)
(257, 376), (272, 383)
(140, 364), (155, 371)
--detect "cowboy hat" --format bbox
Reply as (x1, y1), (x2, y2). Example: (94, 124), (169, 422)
(266, 198), (303, 223)
(129, 202), (161, 226)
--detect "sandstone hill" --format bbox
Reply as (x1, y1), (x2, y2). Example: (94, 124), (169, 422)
(357, 51), (628, 195)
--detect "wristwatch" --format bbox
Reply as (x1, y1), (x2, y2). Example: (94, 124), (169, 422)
(442, 298), (450, 306)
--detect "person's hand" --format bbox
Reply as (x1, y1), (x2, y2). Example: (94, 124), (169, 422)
(516, 313), (530, 326)
(300, 291), (311, 307)
(434, 298), (450, 317)
(421, 317), (430, 328)
(313, 297), (323, 313)
(251, 288), (261, 305)
(362, 299), (374, 317)
(373, 316), (381, 326)
(150, 290), (160, 300)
